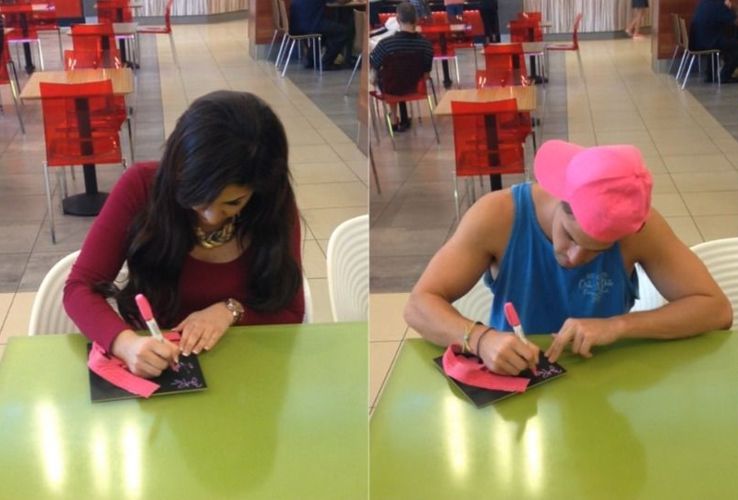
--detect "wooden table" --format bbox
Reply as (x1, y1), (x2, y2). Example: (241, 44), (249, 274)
(21, 68), (134, 216)
(0, 323), (368, 499)
(433, 85), (537, 116)
(371, 331), (738, 497)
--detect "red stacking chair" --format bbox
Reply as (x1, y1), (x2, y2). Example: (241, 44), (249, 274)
(477, 43), (529, 88)
(450, 99), (527, 219)
(420, 23), (461, 89)
(137, 0), (178, 68)
(96, 0), (133, 23)
(0, 34), (25, 133)
(70, 22), (122, 66)
(40, 80), (127, 243)
(369, 50), (439, 148)
(545, 13), (583, 80)
(1, 3), (45, 70)
(509, 18), (542, 43)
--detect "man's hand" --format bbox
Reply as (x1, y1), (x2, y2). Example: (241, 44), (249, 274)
(545, 317), (622, 362)
(477, 330), (540, 375)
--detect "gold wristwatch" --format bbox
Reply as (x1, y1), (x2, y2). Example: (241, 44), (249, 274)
(224, 298), (245, 324)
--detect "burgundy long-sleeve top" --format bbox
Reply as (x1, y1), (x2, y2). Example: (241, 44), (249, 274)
(63, 162), (305, 351)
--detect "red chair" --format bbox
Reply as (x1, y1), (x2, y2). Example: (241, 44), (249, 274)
(0, 35), (25, 133)
(476, 43), (530, 88)
(545, 13), (583, 80)
(420, 23), (461, 89)
(450, 99), (527, 219)
(96, 0), (133, 23)
(70, 23), (122, 67)
(1, 4), (45, 70)
(369, 50), (439, 148)
(136, 0), (178, 68)
(509, 18), (542, 43)
(40, 80), (127, 243)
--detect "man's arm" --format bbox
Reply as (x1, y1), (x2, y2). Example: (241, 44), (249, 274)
(404, 191), (539, 374)
(547, 209), (733, 361)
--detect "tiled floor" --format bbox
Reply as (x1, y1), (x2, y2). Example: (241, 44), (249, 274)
(0, 20), (367, 357)
(369, 35), (738, 412)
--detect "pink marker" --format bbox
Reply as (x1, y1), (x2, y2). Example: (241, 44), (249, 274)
(135, 293), (164, 342)
(504, 301), (537, 375)
(504, 302), (529, 345)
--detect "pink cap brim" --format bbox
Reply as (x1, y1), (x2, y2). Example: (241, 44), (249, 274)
(534, 140), (584, 199)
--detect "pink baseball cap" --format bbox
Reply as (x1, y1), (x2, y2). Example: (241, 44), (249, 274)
(534, 140), (653, 242)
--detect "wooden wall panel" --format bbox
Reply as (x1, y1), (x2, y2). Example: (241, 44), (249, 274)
(249, 0), (282, 47)
(653, 0), (698, 61)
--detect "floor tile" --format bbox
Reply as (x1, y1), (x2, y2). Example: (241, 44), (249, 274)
(369, 293), (410, 342)
(370, 341), (401, 407)
(0, 292), (36, 342)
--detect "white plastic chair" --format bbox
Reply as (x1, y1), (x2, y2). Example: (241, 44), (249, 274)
(630, 263), (667, 313)
(691, 237), (738, 328)
(452, 275), (493, 323)
(28, 250), (81, 335)
(326, 215), (368, 322)
(302, 275), (314, 323)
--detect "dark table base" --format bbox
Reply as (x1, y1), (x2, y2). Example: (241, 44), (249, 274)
(62, 192), (108, 216)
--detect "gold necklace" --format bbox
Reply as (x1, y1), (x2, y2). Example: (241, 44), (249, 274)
(194, 218), (236, 249)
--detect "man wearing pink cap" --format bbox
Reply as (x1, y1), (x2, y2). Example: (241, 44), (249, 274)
(405, 140), (732, 375)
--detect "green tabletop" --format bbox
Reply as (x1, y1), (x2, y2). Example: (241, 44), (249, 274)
(0, 323), (368, 500)
(371, 332), (738, 499)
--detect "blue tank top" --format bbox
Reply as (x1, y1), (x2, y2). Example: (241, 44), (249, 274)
(486, 183), (638, 334)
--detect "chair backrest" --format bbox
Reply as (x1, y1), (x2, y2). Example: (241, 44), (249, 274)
(29, 251), (81, 335)
(164, 0), (174, 31)
(302, 275), (314, 323)
(71, 22), (119, 55)
(452, 275), (493, 323)
(450, 99), (526, 177)
(0, 35), (11, 84)
(327, 215), (369, 322)
(571, 13), (583, 49)
(670, 13), (683, 49)
(1, 4), (40, 40)
(691, 237), (738, 328)
(377, 50), (429, 97)
(679, 16), (693, 52)
(478, 42), (528, 88)
(96, 0), (133, 23)
(509, 18), (541, 43)
(271, 0), (283, 31)
(277, 0), (292, 35)
(40, 80), (124, 168)
(353, 9), (365, 53)
(629, 263), (667, 312)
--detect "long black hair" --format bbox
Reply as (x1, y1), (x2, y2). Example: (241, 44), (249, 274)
(99, 90), (300, 328)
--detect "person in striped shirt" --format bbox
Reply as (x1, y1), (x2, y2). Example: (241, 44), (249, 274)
(369, 2), (434, 131)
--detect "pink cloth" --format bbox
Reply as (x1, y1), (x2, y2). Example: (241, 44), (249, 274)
(87, 332), (181, 398)
(442, 345), (530, 393)
(63, 162), (305, 352)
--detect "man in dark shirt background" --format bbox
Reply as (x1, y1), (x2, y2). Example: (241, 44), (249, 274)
(370, 2), (434, 131)
(290, 0), (352, 70)
(691, 0), (738, 82)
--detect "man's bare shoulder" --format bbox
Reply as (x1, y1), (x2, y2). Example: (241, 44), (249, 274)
(455, 188), (516, 258)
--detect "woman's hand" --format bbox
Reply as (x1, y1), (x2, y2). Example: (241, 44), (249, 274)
(545, 317), (622, 362)
(111, 329), (180, 378)
(173, 302), (233, 356)
(476, 330), (540, 376)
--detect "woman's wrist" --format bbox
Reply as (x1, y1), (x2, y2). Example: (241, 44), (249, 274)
(110, 329), (139, 358)
(223, 298), (245, 325)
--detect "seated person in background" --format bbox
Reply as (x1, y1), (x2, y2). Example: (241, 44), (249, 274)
(409, 0), (432, 24)
(64, 91), (305, 378)
(691, 0), (738, 82)
(444, 0), (464, 22)
(369, 2), (433, 132)
(404, 140), (732, 375)
(290, 0), (352, 70)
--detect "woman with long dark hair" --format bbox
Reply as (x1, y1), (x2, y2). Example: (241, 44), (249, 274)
(64, 90), (304, 378)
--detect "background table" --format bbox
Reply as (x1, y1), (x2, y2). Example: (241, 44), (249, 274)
(433, 85), (537, 115)
(0, 322), (367, 499)
(371, 332), (738, 498)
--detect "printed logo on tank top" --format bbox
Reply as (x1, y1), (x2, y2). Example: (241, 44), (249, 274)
(578, 272), (614, 303)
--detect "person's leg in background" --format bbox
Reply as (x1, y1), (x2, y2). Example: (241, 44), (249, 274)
(317, 18), (351, 69)
(479, 0), (499, 43)
(440, 4), (464, 88)
(718, 39), (738, 82)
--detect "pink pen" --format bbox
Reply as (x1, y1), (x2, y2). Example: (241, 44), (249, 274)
(504, 301), (537, 375)
(135, 294), (164, 342)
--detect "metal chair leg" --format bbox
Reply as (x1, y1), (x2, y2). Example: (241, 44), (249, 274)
(427, 96), (440, 144)
(282, 40), (296, 77)
(42, 162), (56, 244)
